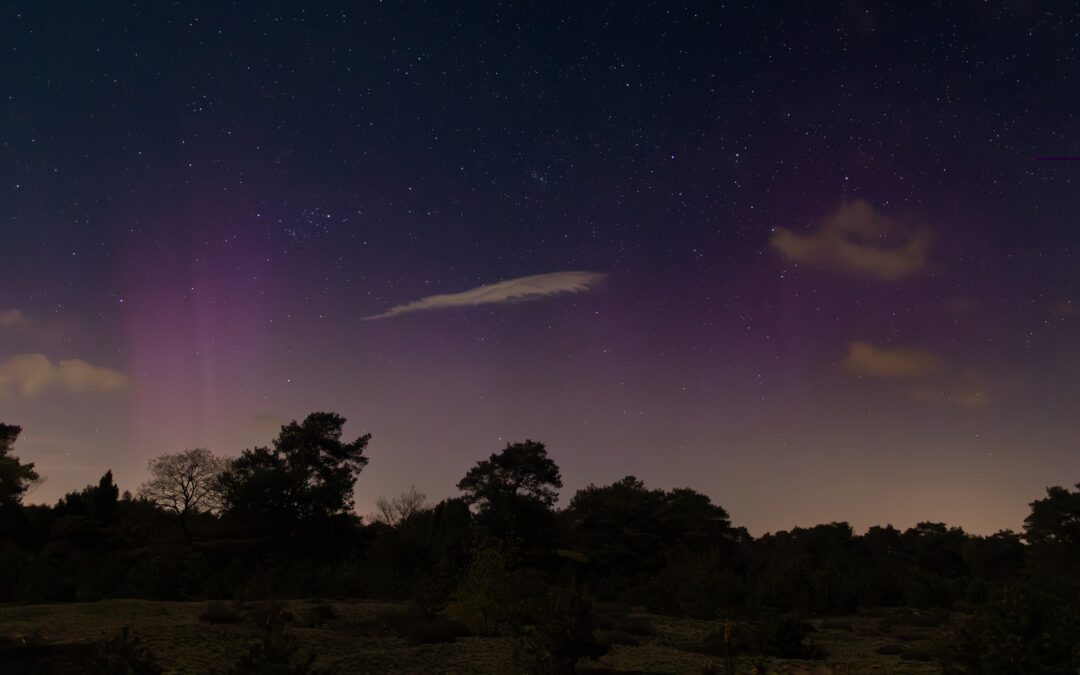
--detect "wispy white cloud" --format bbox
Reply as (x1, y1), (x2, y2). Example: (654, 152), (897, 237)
(363, 271), (606, 320)
(771, 200), (932, 281)
(0, 309), (27, 328)
(0, 353), (130, 398)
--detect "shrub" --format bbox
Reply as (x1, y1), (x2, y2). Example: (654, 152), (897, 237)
(409, 564), (455, 616)
(90, 626), (163, 675)
(512, 573), (608, 675)
(447, 548), (515, 635)
(696, 613), (824, 661)
(947, 581), (1080, 674)
(757, 613), (824, 660)
(212, 611), (327, 675)
(12, 556), (77, 602)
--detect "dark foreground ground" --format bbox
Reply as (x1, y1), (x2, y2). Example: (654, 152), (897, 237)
(0, 599), (957, 674)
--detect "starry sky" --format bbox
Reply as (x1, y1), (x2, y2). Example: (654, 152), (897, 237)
(2, 2), (1079, 534)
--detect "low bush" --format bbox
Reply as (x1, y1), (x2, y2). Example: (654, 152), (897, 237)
(947, 581), (1080, 674)
(90, 626), (163, 675)
(211, 612), (327, 675)
(511, 571), (608, 675)
(695, 613), (825, 660)
(758, 613), (824, 660)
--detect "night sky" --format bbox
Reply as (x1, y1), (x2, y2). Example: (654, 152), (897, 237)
(2, 2), (1078, 535)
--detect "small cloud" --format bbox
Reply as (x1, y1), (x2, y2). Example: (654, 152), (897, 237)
(252, 413), (286, 436)
(363, 271), (606, 320)
(0, 309), (27, 328)
(843, 343), (994, 407)
(0, 353), (130, 398)
(771, 200), (932, 281)
(944, 296), (982, 317)
(1051, 300), (1076, 319)
(59, 359), (131, 393)
(911, 384), (992, 408)
(842, 341), (942, 379)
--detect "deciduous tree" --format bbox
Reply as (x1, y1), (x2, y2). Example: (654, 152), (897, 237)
(374, 485), (427, 527)
(138, 448), (227, 538)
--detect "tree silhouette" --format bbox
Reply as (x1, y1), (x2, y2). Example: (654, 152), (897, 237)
(138, 448), (227, 539)
(567, 477), (733, 576)
(1024, 483), (1080, 548)
(566, 476), (665, 573)
(375, 485), (427, 527)
(458, 440), (562, 509)
(654, 486), (732, 552)
(218, 412), (370, 529)
(457, 440), (562, 545)
(55, 470), (120, 525)
(1023, 483), (1080, 583)
(93, 470), (120, 526)
(0, 423), (40, 509)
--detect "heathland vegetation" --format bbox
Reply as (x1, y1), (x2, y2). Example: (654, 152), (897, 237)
(0, 415), (1078, 673)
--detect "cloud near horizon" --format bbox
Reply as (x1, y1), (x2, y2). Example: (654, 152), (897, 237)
(771, 200), (932, 280)
(911, 383), (992, 408)
(843, 342), (993, 407)
(0, 309), (27, 328)
(842, 341), (942, 379)
(1051, 299), (1075, 318)
(0, 353), (130, 398)
(251, 412), (287, 436)
(362, 271), (607, 320)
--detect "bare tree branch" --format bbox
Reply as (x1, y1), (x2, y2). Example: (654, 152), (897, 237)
(138, 448), (227, 538)
(373, 485), (427, 527)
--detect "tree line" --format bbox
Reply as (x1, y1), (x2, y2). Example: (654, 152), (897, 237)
(1, 414), (1078, 671)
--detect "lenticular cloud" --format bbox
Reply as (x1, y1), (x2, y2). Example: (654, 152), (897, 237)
(362, 271), (606, 320)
